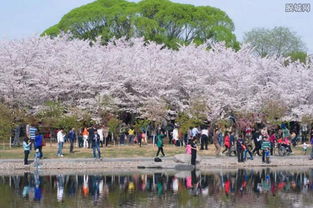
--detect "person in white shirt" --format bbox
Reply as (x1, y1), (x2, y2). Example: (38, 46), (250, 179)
(172, 127), (179, 145)
(200, 128), (209, 150)
(97, 127), (104, 147)
(57, 129), (65, 157)
(192, 127), (199, 137)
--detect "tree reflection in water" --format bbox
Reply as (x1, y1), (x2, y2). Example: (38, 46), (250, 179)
(1, 169), (313, 207)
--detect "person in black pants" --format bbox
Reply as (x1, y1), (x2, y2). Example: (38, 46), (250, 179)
(88, 126), (95, 149)
(23, 137), (31, 165)
(252, 131), (262, 156)
(200, 128), (209, 150)
(190, 137), (197, 166)
(236, 135), (245, 162)
(68, 128), (76, 153)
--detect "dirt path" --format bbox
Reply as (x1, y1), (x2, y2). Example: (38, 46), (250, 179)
(1, 155), (313, 175)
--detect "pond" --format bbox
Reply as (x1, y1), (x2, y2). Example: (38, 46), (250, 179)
(0, 168), (313, 208)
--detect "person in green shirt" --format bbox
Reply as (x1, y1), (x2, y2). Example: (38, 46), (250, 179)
(156, 132), (165, 157)
(261, 136), (271, 163)
(282, 124), (290, 138)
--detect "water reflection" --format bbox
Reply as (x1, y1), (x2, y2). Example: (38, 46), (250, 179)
(1, 169), (313, 207)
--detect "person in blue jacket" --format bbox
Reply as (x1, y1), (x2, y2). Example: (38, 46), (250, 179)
(34, 131), (43, 159)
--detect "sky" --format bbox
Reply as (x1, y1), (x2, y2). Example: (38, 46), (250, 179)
(0, 0), (312, 53)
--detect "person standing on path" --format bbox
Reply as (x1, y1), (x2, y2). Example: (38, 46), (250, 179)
(200, 127), (209, 150)
(68, 128), (76, 153)
(190, 137), (197, 166)
(57, 129), (65, 157)
(88, 126), (96, 149)
(236, 135), (245, 162)
(128, 127), (135, 144)
(261, 137), (271, 163)
(156, 133), (165, 157)
(222, 132), (231, 155)
(34, 131), (43, 159)
(82, 128), (89, 148)
(137, 131), (143, 147)
(29, 125), (37, 151)
(213, 129), (221, 156)
(92, 132), (101, 159)
(309, 136), (313, 160)
(97, 126), (104, 147)
(23, 137), (31, 165)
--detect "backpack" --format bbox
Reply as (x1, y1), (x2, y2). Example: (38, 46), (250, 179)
(154, 157), (162, 162)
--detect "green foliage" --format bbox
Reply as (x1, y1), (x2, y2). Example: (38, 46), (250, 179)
(37, 101), (65, 128)
(134, 119), (150, 133)
(42, 0), (238, 49)
(285, 51), (308, 65)
(176, 112), (198, 134)
(215, 119), (232, 131)
(243, 26), (306, 57)
(0, 104), (14, 142)
(56, 115), (81, 132)
(42, 24), (60, 37)
(261, 100), (287, 125)
(107, 117), (122, 136)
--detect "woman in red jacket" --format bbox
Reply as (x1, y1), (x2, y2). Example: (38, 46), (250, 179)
(222, 132), (231, 155)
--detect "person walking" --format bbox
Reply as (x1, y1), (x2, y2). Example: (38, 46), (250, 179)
(57, 129), (65, 157)
(92, 132), (101, 159)
(156, 132), (165, 157)
(243, 135), (254, 160)
(222, 132), (231, 155)
(34, 131), (43, 159)
(252, 130), (262, 156)
(23, 137), (31, 165)
(82, 128), (89, 148)
(68, 128), (76, 153)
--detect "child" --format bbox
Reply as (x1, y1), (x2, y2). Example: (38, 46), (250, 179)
(186, 142), (192, 155)
(261, 137), (271, 164)
(303, 142), (308, 155)
(23, 137), (31, 165)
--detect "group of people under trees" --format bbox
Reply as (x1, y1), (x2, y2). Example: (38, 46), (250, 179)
(216, 123), (313, 163)
(21, 121), (313, 166)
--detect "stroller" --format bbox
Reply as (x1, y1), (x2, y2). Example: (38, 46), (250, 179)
(277, 138), (292, 156)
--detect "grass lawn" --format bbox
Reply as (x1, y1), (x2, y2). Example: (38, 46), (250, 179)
(0, 143), (307, 159)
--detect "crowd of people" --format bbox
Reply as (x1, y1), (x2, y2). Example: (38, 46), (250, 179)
(20, 122), (313, 166)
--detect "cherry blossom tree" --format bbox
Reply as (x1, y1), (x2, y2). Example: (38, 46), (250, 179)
(0, 35), (312, 123)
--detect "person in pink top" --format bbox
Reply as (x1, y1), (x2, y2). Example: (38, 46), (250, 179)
(186, 143), (192, 155)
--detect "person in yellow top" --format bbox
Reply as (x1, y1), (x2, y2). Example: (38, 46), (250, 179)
(128, 128), (135, 144)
